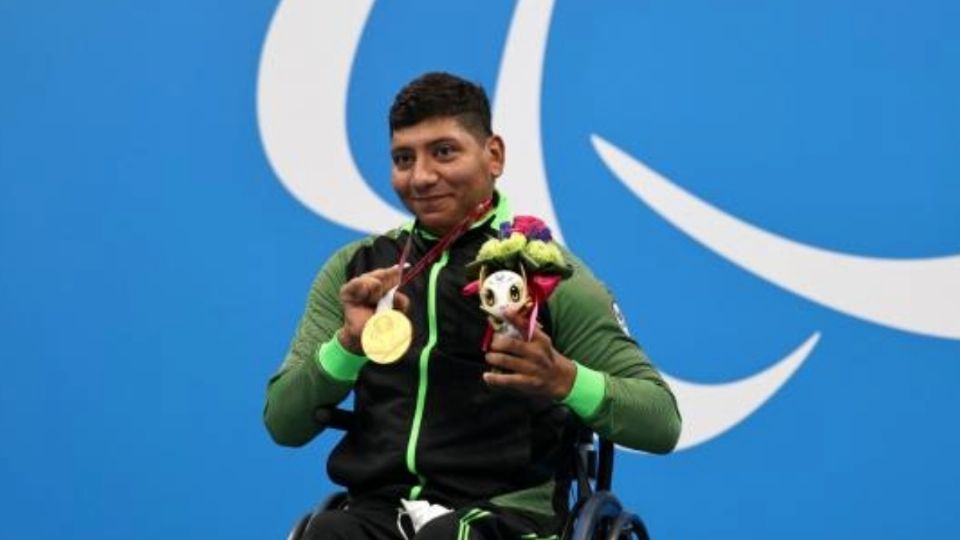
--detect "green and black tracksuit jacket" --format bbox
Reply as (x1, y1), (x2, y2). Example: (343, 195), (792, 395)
(264, 195), (681, 520)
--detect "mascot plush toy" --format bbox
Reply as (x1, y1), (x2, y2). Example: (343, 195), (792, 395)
(463, 216), (572, 349)
(477, 267), (529, 339)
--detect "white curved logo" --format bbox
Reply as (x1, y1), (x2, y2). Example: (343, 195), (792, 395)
(256, 0), (944, 451)
(257, 0), (407, 232)
(593, 137), (960, 341)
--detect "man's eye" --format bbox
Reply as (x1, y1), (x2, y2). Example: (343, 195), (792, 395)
(392, 153), (413, 168)
(434, 144), (455, 159)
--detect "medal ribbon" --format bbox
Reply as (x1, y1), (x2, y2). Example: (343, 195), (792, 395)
(396, 198), (494, 288)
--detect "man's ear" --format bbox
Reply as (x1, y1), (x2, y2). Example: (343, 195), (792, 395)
(487, 135), (505, 178)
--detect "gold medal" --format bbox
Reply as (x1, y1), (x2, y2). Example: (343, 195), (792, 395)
(361, 309), (413, 364)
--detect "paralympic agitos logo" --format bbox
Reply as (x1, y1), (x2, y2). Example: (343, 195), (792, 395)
(256, 0), (960, 451)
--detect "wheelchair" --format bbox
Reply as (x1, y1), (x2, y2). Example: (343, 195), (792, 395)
(287, 407), (651, 540)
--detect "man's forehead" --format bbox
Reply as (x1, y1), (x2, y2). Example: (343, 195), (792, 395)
(390, 116), (480, 148)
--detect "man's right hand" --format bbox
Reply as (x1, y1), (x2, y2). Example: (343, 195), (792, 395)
(338, 265), (409, 355)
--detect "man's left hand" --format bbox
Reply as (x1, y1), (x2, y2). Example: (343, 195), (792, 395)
(483, 305), (577, 400)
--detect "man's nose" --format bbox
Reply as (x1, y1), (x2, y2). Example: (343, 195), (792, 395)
(410, 157), (439, 191)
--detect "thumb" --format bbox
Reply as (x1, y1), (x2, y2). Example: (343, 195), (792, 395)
(502, 302), (532, 333)
(393, 291), (411, 313)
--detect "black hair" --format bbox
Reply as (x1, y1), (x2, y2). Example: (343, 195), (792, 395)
(389, 72), (492, 139)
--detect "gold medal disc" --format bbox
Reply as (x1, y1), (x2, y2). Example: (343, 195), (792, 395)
(361, 309), (413, 364)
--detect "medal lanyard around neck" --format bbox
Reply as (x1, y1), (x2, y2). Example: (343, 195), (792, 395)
(396, 198), (494, 288)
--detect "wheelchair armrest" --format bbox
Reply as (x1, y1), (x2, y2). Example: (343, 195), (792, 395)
(596, 438), (614, 492)
(572, 431), (615, 497)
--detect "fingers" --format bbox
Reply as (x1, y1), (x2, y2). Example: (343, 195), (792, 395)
(485, 351), (537, 374)
(393, 291), (410, 313)
(482, 370), (538, 392)
(484, 350), (577, 400)
(485, 318), (565, 398)
(339, 275), (385, 306)
(339, 265), (404, 306)
(367, 264), (403, 290)
(489, 327), (552, 358)
(483, 368), (559, 397)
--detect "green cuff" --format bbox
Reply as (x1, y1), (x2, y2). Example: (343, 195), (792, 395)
(315, 333), (368, 383)
(561, 361), (606, 419)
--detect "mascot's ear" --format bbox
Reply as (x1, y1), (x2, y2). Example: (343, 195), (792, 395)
(461, 280), (480, 296)
(461, 264), (488, 297)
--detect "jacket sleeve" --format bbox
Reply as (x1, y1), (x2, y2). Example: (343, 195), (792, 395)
(263, 240), (371, 447)
(548, 251), (682, 454)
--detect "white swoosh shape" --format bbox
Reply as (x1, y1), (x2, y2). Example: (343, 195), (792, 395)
(493, 0), (564, 242)
(593, 135), (960, 340)
(257, 0), (409, 233)
(655, 333), (820, 451)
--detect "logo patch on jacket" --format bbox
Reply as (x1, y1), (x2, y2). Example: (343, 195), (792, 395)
(611, 300), (630, 336)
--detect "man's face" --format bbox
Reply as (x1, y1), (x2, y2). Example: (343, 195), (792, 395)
(390, 116), (505, 235)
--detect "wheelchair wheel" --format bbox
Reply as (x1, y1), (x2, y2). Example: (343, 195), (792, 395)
(285, 492), (349, 540)
(286, 512), (311, 540)
(605, 511), (650, 540)
(568, 491), (621, 540)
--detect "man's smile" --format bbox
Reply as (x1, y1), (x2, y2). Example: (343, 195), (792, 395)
(410, 194), (455, 209)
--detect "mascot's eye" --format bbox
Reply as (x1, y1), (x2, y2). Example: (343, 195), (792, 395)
(509, 284), (521, 303)
(483, 289), (495, 307)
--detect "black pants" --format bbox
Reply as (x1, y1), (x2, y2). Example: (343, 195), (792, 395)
(301, 499), (560, 540)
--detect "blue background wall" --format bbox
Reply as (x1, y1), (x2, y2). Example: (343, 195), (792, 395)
(2, 1), (958, 538)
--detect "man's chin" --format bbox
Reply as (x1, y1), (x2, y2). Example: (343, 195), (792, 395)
(413, 201), (480, 235)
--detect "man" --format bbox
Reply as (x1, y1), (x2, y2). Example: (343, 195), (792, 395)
(265, 72), (681, 539)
